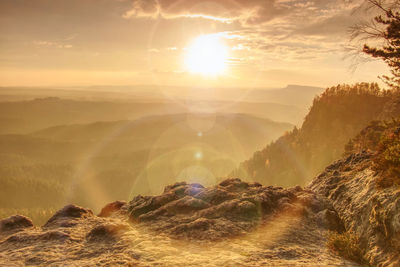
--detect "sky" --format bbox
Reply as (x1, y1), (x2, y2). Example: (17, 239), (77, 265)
(0, 0), (391, 88)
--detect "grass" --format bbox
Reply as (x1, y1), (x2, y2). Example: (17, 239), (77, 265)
(327, 231), (369, 265)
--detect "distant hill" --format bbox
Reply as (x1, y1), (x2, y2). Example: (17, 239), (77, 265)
(0, 98), (183, 134)
(233, 83), (400, 187)
(32, 113), (292, 154)
(0, 84), (324, 107)
(236, 85), (324, 108)
(0, 97), (303, 134)
(0, 84), (323, 133)
(0, 113), (292, 212)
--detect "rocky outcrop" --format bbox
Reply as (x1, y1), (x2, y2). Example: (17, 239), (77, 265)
(44, 204), (94, 228)
(0, 215), (33, 234)
(0, 205), (138, 266)
(0, 178), (359, 266)
(98, 200), (126, 217)
(309, 152), (400, 267)
(85, 222), (130, 242)
(127, 178), (343, 240)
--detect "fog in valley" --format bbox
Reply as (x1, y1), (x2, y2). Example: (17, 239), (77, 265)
(0, 85), (322, 223)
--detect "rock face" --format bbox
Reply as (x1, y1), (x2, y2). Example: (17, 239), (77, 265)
(0, 178), (359, 266)
(98, 200), (126, 217)
(0, 215), (33, 234)
(309, 152), (400, 267)
(44, 204), (93, 228)
(127, 178), (343, 240)
(0, 205), (139, 266)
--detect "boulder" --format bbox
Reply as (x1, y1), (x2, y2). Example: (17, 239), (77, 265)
(98, 201), (126, 217)
(44, 204), (93, 228)
(127, 178), (333, 240)
(86, 223), (130, 242)
(0, 215), (33, 233)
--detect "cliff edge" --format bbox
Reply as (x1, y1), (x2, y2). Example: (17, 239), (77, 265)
(309, 152), (400, 266)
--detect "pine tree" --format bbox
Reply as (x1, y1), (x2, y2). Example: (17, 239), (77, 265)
(357, 0), (400, 89)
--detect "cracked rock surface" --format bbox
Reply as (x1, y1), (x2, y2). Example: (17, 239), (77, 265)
(309, 152), (400, 267)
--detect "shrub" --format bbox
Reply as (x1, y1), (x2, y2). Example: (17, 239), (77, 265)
(373, 126), (400, 187)
(327, 231), (369, 265)
(344, 119), (400, 188)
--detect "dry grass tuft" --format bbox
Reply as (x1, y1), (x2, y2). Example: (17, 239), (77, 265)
(327, 231), (369, 265)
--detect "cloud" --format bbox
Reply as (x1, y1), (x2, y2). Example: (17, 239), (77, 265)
(123, 0), (361, 27)
(123, 0), (160, 19)
(123, 0), (365, 57)
(123, 0), (283, 25)
(33, 40), (73, 49)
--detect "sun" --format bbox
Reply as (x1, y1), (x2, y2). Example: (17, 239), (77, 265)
(185, 34), (229, 76)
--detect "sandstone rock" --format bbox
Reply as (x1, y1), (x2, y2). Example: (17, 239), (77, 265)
(0, 178), (358, 266)
(127, 178), (334, 240)
(0, 213), (139, 266)
(4, 230), (70, 244)
(44, 204), (93, 228)
(0, 215), (33, 234)
(98, 201), (126, 217)
(309, 152), (400, 266)
(315, 209), (345, 232)
(86, 223), (130, 242)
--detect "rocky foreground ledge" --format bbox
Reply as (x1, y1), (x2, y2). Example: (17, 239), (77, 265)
(309, 152), (400, 267)
(0, 155), (399, 266)
(0, 179), (354, 266)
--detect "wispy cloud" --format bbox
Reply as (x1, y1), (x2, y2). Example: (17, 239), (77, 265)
(33, 40), (73, 49)
(123, 0), (279, 24)
(123, 0), (365, 63)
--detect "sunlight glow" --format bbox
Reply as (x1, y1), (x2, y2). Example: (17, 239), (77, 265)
(185, 34), (229, 75)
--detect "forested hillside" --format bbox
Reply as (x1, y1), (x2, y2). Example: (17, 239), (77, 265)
(233, 83), (400, 186)
(0, 113), (292, 224)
